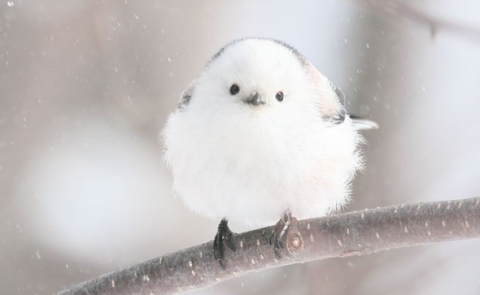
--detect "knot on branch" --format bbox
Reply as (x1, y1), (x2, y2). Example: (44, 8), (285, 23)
(286, 222), (303, 255)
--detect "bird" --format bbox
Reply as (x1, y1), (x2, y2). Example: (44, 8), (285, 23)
(162, 37), (377, 265)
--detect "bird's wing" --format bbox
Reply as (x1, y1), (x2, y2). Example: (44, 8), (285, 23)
(178, 80), (197, 110)
(329, 82), (379, 131)
(326, 82), (347, 125)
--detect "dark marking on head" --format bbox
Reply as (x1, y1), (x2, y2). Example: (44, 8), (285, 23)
(207, 37), (309, 68)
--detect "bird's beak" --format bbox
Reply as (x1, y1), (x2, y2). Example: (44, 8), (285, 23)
(245, 92), (266, 106)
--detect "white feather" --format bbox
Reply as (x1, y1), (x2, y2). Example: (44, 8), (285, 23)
(162, 38), (366, 227)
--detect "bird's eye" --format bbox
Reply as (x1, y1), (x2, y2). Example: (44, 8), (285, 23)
(230, 84), (240, 95)
(275, 91), (284, 102)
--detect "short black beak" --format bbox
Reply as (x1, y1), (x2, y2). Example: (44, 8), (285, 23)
(245, 92), (266, 106)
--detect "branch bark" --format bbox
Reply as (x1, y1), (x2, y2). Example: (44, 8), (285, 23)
(56, 197), (480, 295)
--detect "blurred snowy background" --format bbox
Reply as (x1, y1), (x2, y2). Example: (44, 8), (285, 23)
(1, 0), (480, 294)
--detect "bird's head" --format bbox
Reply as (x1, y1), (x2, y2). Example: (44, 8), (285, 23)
(181, 38), (343, 122)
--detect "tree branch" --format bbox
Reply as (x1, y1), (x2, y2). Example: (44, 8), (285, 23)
(56, 197), (480, 295)
(360, 0), (480, 44)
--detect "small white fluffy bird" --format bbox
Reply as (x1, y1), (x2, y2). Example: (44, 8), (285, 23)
(163, 38), (377, 263)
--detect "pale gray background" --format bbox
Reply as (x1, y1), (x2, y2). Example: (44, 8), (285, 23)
(1, 0), (480, 294)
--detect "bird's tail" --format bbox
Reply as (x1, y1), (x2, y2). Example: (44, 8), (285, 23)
(349, 115), (379, 131)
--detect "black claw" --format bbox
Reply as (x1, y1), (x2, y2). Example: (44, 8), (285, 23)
(269, 212), (294, 257)
(213, 219), (236, 267)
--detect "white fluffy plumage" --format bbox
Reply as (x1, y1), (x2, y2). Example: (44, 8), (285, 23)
(163, 38), (370, 227)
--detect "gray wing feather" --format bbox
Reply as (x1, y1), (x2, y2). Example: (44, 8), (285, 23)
(330, 82), (346, 106)
(328, 82), (379, 130)
(178, 80), (196, 110)
(326, 81), (346, 125)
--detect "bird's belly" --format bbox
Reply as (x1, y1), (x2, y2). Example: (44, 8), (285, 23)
(166, 111), (359, 227)
(173, 140), (350, 227)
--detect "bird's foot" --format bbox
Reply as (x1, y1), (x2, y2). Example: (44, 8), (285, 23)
(213, 219), (236, 268)
(269, 212), (296, 257)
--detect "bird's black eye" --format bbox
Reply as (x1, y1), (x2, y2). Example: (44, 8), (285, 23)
(230, 84), (240, 95)
(275, 91), (284, 102)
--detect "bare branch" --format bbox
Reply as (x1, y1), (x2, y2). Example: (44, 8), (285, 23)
(56, 197), (480, 295)
(360, 0), (480, 44)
